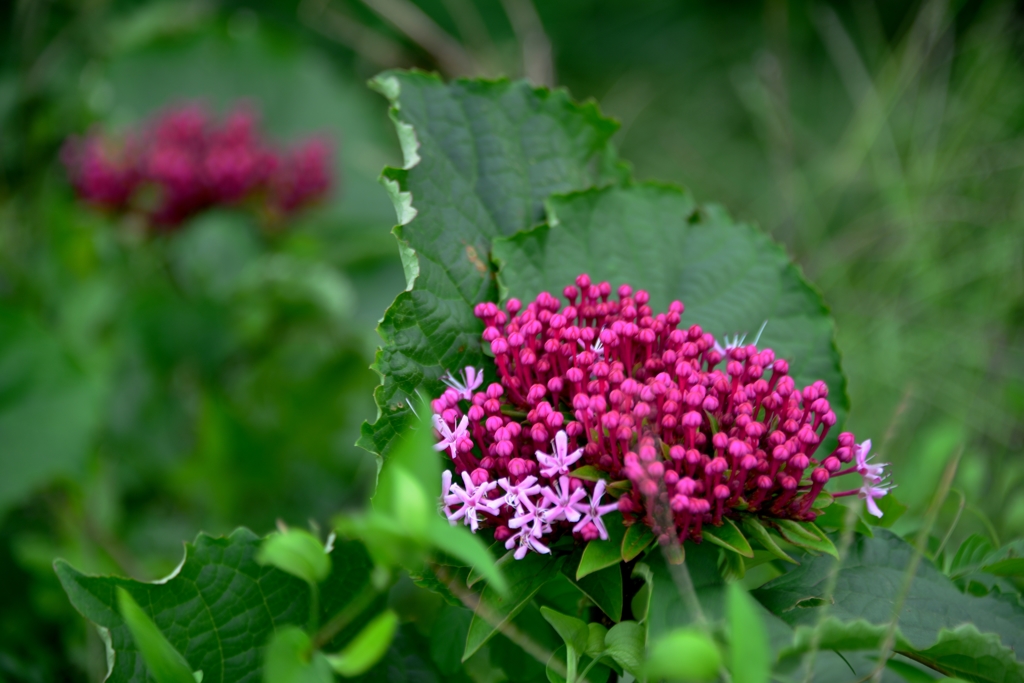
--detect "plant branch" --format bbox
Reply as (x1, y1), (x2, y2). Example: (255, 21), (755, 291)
(297, 0), (408, 68)
(357, 0), (476, 76)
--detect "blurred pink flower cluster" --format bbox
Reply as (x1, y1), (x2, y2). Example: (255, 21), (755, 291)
(61, 104), (332, 230)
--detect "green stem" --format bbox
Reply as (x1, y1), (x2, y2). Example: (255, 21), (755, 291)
(565, 644), (577, 683)
(308, 581), (320, 634)
(576, 653), (604, 683)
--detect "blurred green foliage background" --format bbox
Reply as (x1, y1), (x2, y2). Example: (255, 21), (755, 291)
(0, 0), (1021, 679)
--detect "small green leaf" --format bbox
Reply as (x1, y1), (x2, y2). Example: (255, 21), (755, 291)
(325, 609), (399, 677)
(773, 520), (838, 559)
(263, 627), (333, 683)
(979, 540), (1024, 578)
(572, 562), (623, 622)
(116, 588), (197, 683)
(587, 623), (609, 657)
(812, 490), (834, 511)
(577, 512), (626, 579)
(540, 606), (589, 653)
(604, 620), (645, 678)
(644, 628), (721, 682)
(568, 465), (608, 482)
(702, 518), (754, 558)
(257, 529), (331, 585)
(605, 480), (631, 498)
(727, 584), (769, 683)
(621, 524), (655, 562)
(740, 517), (797, 565)
(950, 534), (995, 578)
(630, 563), (653, 624)
(720, 547), (746, 581)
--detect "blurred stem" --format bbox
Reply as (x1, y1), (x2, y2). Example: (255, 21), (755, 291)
(356, 0), (476, 76)
(308, 581), (320, 634)
(310, 582), (380, 651)
(934, 489), (966, 560)
(439, 0), (497, 65)
(800, 504), (861, 683)
(297, 0), (407, 68)
(869, 447), (962, 683)
(499, 0), (554, 86)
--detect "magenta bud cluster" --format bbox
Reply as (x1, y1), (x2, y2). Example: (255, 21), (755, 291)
(61, 104), (332, 229)
(432, 275), (889, 558)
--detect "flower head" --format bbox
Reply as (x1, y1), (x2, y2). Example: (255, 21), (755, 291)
(429, 274), (881, 556)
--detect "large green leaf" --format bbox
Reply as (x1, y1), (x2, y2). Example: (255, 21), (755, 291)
(55, 528), (379, 683)
(491, 183), (847, 444)
(359, 71), (622, 459)
(754, 530), (1024, 682)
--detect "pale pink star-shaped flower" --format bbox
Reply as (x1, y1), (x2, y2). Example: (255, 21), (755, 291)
(433, 414), (469, 461)
(498, 475), (541, 509)
(570, 480), (619, 540)
(441, 366), (484, 401)
(536, 431), (583, 479)
(859, 480), (891, 518)
(508, 494), (549, 538)
(540, 476), (587, 523)
(446, 471), (501, 531)
(505, 524), (551, 560)
(854, 439), (887, 482)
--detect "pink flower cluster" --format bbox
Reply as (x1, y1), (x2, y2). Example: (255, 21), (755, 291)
(61, 104), (332, 229)
(432, 275), (891, 559)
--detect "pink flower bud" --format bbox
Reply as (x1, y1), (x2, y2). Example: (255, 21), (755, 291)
(705, 457), (728, 475)
(508, 458), (530, 477)
(640, 479), (660, 497)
